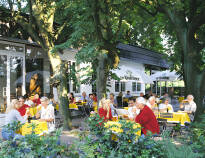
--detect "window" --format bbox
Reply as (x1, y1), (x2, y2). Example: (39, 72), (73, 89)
(115, 81), (120, 92)
(137, 83), (141, 91)
(73, 84), (80, 93)
(121, 82), (126, 92)
(92, 83), (96, 93)
(132, 82), (136, 92)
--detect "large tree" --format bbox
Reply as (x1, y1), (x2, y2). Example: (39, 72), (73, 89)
(0, 0), (73, 129)
(57, 0), (137, 103)
(134, 0), (205, 120)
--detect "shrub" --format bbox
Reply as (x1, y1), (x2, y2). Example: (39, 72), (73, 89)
(0, 122), (72, 158)
(74, 113), (202, 158)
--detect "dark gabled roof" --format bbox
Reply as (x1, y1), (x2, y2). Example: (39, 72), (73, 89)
(117, 43), (170, 69)
(0, 36), (39, 47)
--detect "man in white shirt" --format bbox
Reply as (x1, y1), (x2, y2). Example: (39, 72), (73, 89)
(181, 95), (197, 121)
(36, 97), (55, 133)
(80, 92), (89, 102)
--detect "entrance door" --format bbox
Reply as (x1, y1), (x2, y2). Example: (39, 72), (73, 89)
(0, 55), (7, 112)
(0, 42), (25, 112)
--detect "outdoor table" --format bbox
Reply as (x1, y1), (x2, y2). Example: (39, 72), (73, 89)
(123, 107), (129, 110)
(20, 120), (48, 136)
(29, 105), (41, 117)
(157, 112), (190, 126)
(104, 121), (141, 137)
(75, 102), (87, 116)
(69, 103), (78, 110)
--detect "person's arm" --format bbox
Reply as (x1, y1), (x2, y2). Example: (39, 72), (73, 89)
(135, 112), (149, 125)
(179, 103), (184, 109)
(114, 99), (118, 107)
(15, 110), (27, 124)
(190, 102), (197, 114)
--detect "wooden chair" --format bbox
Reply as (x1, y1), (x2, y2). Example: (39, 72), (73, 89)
(157, 118), (167, 132)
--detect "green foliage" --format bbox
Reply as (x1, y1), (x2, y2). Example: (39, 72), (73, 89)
(72, 114), (200, 158)
(189, 114), (205, 156)
(0, 122), (72, 158)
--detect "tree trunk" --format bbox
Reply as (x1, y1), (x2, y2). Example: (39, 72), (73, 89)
(96, 53), (108, 107)
(57, 62), (72, 130)
(49, 50), (72, 130)
(183, 50), (205, 121)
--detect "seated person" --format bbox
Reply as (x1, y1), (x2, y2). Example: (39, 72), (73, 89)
(160, 93), (171, 103)
(2, 99), (29, 140)
(68, 92), (75, 104)
(98, 98), (112, 121)
(117, 92), (123, 107)
(36, 97), (55, 133)
(18, 96), (30, 116)
(86, 94), (94, 115)
(93, 93), (97, 102)
(125, 91), (132, 98)
(146, 96), (159, 113)
(128, 97), (140, 120)
(179, 94), (196, 121)
(24, 94), (34, 107)
(32, 93), (41, 106)
(135, 97), (160, 135)
(110, 93), (118, 108)
(159, 98), (174, 113)
(140, 92), (144, 97)
(80, 92), (89, 102)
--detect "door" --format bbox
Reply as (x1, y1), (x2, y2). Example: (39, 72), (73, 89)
(0, 55), (7, 112)
(0, 42), (25, 112)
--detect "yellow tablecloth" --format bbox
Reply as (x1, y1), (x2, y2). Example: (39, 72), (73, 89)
(93, 102), (98, 112)
(158, 112), (190, 126)
(20, 120), (48, 136)
(69, 103), (78, 109)
(29, 107), (37, 117)
(29, 106), (41, 117)
(104, 121), (141, 136)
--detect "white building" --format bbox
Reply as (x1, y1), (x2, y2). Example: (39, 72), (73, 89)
(0, 37), (169, 110)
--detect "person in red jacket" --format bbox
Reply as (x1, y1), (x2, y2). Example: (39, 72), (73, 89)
(98, 98), (112, 121)
(18, 96), (30, 116)
(135, 97), (160, 135)
(32, 93), (41, 106)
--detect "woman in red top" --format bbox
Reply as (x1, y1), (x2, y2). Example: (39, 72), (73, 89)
(68, 93), (75, 104)
(98, 98), (112, 121)
(18, 96), (30, 116)
(93, 93), (97, 102)
(32, 93), (41, 106)
(135, 97), (160, 135)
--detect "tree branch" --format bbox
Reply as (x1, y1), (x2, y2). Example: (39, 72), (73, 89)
(55, 21), (68, 40)
(114, 13), (123, 38)
(135, 1), (159, 17)
(92, 0), (106, 43)
(189, 10), (205, 36)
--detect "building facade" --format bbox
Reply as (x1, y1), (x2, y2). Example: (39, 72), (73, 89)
(0, 37), (168, 111)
